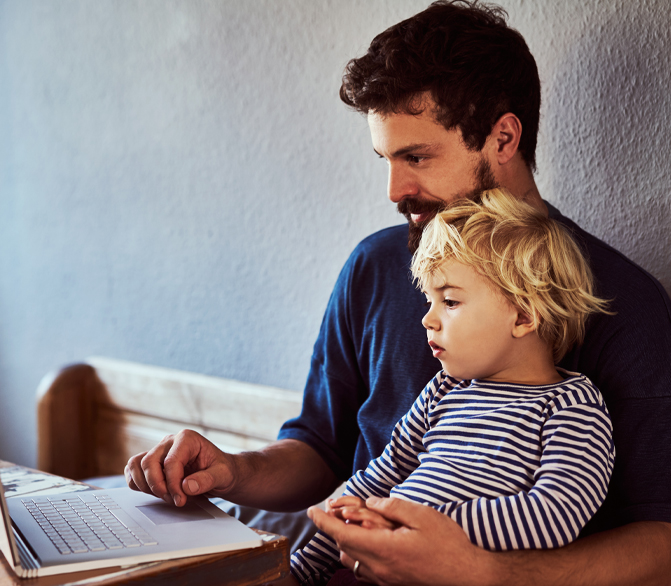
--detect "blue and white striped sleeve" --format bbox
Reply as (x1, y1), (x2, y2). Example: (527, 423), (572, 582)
(442, 393), (615, 550)
(344, 374), (439, 499)
(290, 374), (441, 585)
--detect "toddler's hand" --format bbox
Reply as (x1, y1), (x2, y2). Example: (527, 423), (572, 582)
(326, 495), (365, 518)
(326, 495), (397, 530)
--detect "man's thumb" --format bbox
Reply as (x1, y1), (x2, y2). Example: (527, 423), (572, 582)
(182, 472), (212, 495)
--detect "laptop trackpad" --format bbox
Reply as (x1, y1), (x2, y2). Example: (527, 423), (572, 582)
(136, 501), (215, 525)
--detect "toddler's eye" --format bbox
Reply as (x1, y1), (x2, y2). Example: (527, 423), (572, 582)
(443, 299), (460, 308)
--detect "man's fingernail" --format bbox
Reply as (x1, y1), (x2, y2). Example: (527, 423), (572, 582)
(173, 494), (181, 506)
(187, 479), (199, 493)
(162, 494), (172, 505)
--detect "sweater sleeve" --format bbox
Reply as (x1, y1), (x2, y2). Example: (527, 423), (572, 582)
(442, 395), (615, 550)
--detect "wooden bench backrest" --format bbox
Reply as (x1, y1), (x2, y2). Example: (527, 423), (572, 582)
(37, 357), (303, 480)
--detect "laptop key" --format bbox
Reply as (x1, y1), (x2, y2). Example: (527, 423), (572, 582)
(23, 493), (159, 555)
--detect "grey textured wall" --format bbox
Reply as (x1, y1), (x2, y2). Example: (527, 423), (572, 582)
(1, 0), (669, 467)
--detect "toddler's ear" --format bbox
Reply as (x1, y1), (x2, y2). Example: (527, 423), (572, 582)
(512, 310), (537, 338)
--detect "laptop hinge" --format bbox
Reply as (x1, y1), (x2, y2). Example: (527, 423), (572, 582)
(12, 526), (41, 577)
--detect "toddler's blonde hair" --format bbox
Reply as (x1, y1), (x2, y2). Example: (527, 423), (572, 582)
(411, 189), (611, 362)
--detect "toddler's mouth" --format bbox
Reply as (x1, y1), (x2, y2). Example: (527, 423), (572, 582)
(428, 340), (445, 357)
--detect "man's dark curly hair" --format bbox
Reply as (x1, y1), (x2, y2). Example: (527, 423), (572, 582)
(340, 1), (541, 171)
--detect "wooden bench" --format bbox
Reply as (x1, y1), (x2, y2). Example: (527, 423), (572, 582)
(36, 357), (303, 481)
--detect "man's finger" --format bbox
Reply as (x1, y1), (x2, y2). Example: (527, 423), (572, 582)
(124, 460), (149, 494)
(309, 506), (368, 546)
(126, 445), (172, 502)
(340, 550), (355, 569)
(339, 551), (359, 575)
(125, 453), (150, 493)
(162, 433), (204, 506)
(137, 437), (178, 503)
(308, 506), (343, 535)
(364, 496), (429, 529)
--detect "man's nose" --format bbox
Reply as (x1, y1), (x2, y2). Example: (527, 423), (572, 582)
(387, 164), (418, 203)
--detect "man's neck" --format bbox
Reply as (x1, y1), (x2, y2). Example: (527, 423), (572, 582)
(497, 156), (547, 216)
(519, 183), (547, 216)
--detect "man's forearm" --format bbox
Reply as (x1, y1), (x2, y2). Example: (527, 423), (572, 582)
(222, 439), (340, 512)
(485, 521), (671, 586)
(315, 498), (671, 586)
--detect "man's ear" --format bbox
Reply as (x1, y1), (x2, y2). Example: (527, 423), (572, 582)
(490, 113), (522, 166)
(511, 309), (537, 339)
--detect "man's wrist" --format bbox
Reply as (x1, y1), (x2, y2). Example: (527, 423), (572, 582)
(194, 450), (242, 499)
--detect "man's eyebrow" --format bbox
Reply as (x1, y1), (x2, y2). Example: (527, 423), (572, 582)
(373, 143), (437, 159)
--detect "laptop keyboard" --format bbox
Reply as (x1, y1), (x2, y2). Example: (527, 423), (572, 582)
(21, 494), (158, 555)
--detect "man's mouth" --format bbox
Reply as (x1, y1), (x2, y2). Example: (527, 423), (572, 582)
(397, 199), (445, 226)
(410, 211), (433, 224)
(400, 198), (448, 253)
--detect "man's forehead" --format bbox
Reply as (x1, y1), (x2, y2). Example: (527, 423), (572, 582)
(367, 108), (464, 152)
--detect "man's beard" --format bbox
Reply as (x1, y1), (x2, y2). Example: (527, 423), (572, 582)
(399, 157), (497, 253)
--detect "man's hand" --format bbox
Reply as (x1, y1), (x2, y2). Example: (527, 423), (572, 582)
(311, 496), (671, 586)
(125, 434), (340, 512)
(125, 430), (236, 507)
(310, 496), (490, 586)
(326, 496), (397, 530)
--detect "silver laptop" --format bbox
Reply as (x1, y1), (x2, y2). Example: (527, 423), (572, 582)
(0, 480), (263, 578)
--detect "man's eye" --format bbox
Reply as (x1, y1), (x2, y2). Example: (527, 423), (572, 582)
(443, 299), (459, 308)
(407, 155), (424, 164)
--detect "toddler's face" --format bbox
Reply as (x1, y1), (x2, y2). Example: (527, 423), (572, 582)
(421, 261), (521, 382)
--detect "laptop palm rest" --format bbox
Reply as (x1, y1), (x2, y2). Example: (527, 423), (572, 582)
(136, 501), (214, 525)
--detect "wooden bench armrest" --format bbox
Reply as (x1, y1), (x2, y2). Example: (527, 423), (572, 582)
(37, 357), (302, 480)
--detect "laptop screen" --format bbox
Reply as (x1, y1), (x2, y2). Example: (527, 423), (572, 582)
(0, 476), (21, 572)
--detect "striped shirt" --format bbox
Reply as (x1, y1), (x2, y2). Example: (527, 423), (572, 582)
(291, 370), (615, 585)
